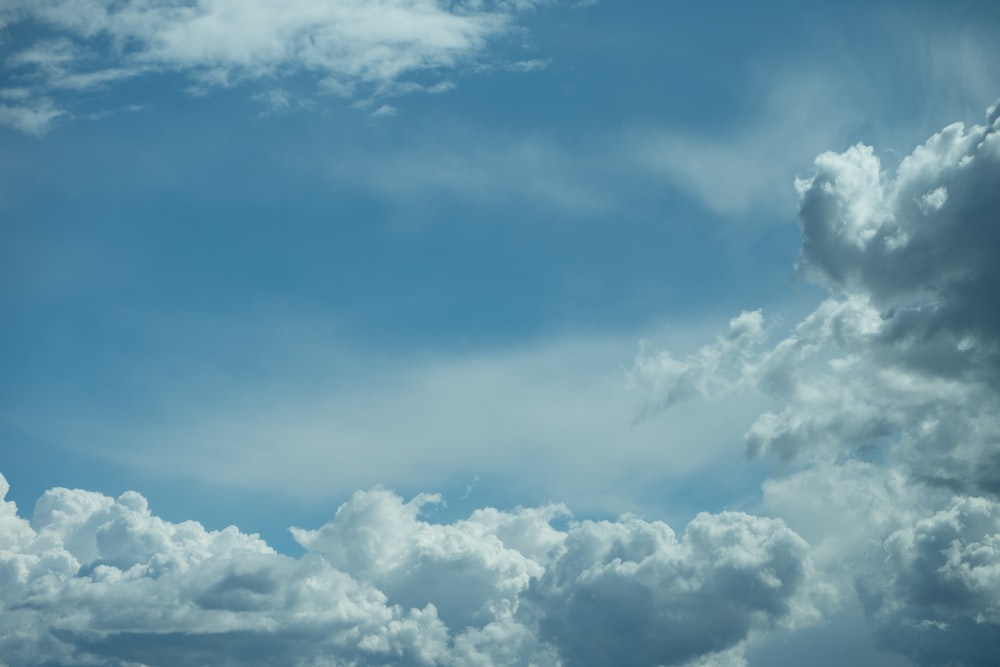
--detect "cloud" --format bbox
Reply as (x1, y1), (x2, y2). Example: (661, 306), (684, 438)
(0, 95), (66, 135)
(631, 102), (1000, 492)
(532, 511), (828, 667)
(796, 101), (1000, 388)
(370, 103), (398, 118)
(6, 324), (770, 519)
(0, 0), (561, 134)
(630, 71), (864, 216)
(0, 472), (826, 667)
(626, 310), (765, 420)
(632, 101), (1000, 666)
(857, 496), (1000, 667)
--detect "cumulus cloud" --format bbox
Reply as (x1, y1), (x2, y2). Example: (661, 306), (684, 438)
(0, 472), (826, 666)
(532, 511), (827, 667)
(631, 101), (1000, 666)
(857, 496), (1000, 667)
(0, 0), (559, 134)
(797, 102), (1000, 381)
(632, 101), (1000, 493)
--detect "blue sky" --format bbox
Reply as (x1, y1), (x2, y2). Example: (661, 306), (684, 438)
(2, 2), (1000, 666)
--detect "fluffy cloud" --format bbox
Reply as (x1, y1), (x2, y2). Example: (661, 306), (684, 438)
(857, 496), (1000, 667)
(532, 511), (826, 667)
(0, 0), (556, 133)
(0, 473), (826, 666)
(796, 101), (1000, 388)
(631, 101), (1000, 666)
(631, 102), (1000, 495)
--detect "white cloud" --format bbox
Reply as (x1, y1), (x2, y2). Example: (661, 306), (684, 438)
(326, 131), (616, 213)
(633, 102), (1000, 491)
(0, 472), (826, 666)
(0, 0), (561, 134)
(632, 102), (1000, 666)
(626, 310), (765, 420)
(0, 97), (66, 135)
(370, 103), (398, 118)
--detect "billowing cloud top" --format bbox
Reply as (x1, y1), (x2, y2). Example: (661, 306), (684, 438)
(0, 473), (827, 666)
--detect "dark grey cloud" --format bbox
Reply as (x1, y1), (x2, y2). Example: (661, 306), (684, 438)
(532, 512), (824, 667)
(797, 101), (1000, 388)
(857, 497), (1000, 667)
(629, 101), (1000, 667)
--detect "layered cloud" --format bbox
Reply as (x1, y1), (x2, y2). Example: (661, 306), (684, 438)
(0, 473), (827, 666)
(633, 102), (1000, 665)
(0, 0), (559, 134)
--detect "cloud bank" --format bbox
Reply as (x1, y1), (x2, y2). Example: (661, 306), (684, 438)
(0, 0), (558, 134)
(635, 101), (1000, 666)
(0, 474), (826, 667)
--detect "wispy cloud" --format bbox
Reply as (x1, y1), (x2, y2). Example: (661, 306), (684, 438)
(0, 0), (563, 134)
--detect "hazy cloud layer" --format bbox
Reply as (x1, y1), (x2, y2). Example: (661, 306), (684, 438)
(0, 473), (826, 667)
(0, 0), (557, 133)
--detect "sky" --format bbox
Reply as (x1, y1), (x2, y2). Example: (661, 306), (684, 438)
(1, 1), (999, 665)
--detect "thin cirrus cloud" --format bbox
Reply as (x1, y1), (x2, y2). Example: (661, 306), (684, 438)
(0, 473), (829, 666)
(636, 101), (1000, 666)
(0, 0), (555, 134)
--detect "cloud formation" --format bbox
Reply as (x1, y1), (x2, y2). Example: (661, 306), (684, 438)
(633, 101), (1000, 665)
(0, 0), (556, 134)
(858, 496), (1000, 667)
(0, 473), (826, 666)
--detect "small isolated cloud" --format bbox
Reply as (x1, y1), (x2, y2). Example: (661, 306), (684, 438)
(0, 472), (827, 666)
(505, 58), (550, 72)
(0, 97), (66, 135)
(0, 0), (562, 134)
(370, 103), (398, 118)
(252, 88), (313, 116)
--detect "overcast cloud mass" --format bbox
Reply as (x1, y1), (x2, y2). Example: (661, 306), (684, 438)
(2, 1), (1000, 665)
